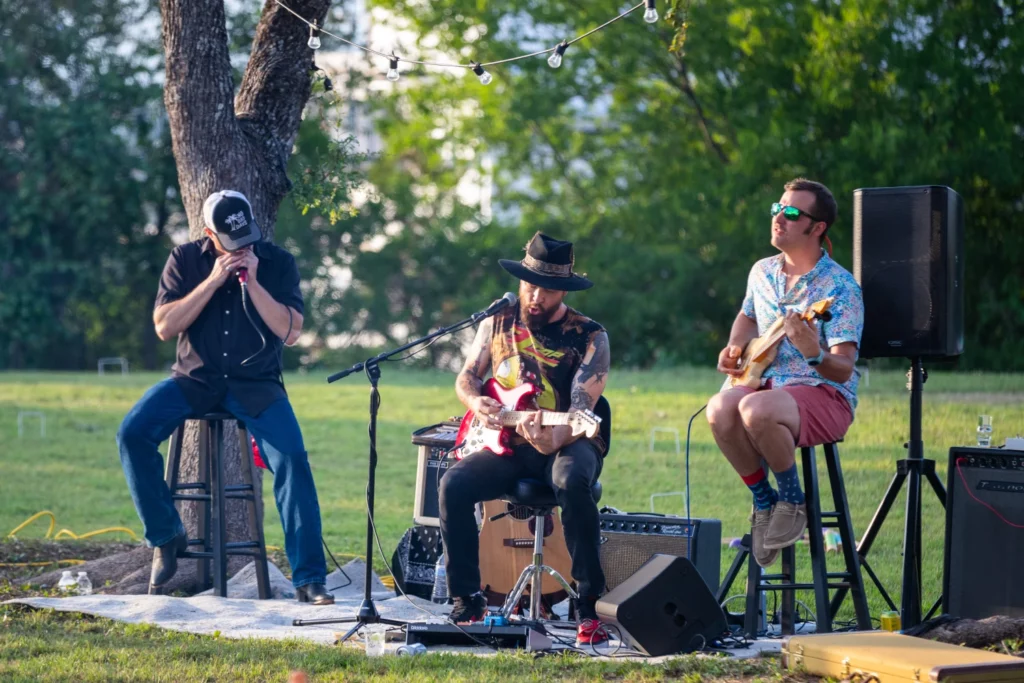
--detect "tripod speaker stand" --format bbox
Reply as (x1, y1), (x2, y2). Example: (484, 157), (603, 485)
(830, 358), (946, 629)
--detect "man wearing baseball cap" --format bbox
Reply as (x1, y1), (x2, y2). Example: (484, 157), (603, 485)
(116, 190), (333, 605)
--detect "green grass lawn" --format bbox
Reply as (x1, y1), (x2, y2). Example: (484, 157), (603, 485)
(1, 367), (1022, 679)
(0, 606), (788, 682)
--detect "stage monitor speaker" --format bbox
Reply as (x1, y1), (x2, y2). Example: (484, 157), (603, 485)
(943, 446), (1024, 620)
(596, 554), (727, 656)
(853, 185), (964, 358)
(598, 513), (721, 594)
(411, 420), (460, 526)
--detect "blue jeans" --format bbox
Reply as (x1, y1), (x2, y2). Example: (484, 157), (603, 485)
(117, 379), (327, 588)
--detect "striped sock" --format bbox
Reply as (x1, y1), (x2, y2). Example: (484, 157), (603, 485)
(741, 468), (778, 511)
(774, 463), (806, 504)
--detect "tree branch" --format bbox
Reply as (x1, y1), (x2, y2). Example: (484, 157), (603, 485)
(668, 53), (730, 164)
(236, 0), (330, 153)
(160, 0), (236, 168)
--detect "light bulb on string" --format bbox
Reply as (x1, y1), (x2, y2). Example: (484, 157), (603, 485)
(643, 0), (658, 23)
(548, 41), (568, 69)
(387, 56), (400, 82)
(308, 20), (322, 50)
(471, 62), (492, 85)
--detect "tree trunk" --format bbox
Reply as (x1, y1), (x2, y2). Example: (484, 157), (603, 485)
(42, 0), (333, 595)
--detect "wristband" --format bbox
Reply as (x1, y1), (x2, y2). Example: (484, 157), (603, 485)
(806, 349), (826, 367)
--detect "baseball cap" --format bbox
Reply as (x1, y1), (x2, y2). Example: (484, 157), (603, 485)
(202, 190), (261, 252)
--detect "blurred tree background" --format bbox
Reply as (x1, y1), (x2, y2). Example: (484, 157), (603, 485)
(2, 0), (1021, 372)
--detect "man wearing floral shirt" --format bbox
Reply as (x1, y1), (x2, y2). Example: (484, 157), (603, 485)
(707, 178), (864, 568)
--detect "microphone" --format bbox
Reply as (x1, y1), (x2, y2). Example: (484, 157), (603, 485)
(237, 267), (249, 285)
(472, 292), (517, 322)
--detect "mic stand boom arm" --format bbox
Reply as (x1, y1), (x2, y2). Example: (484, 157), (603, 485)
(294, 314), (479, 637)
(326, 316), (478, 384)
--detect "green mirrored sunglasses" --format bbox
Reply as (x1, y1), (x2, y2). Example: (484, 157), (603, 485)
(771, 202), (823, 223)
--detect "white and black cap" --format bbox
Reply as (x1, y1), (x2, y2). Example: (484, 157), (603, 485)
(202, 190), (261, 252)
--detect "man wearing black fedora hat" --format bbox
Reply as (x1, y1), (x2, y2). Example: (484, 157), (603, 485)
(439, 232), (611, 645)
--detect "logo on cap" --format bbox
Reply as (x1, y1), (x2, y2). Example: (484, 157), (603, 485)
(225, 211), (248, 231)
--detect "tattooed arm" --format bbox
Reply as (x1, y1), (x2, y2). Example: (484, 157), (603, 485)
(455, 318), (502, 428)
(518, 329), (611, 454)
(570, 330), (610, 413)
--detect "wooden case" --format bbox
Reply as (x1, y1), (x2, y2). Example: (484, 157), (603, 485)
(782, 631), (1024, 682)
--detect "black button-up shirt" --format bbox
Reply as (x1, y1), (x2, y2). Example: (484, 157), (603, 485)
(155, 238), (303, 417)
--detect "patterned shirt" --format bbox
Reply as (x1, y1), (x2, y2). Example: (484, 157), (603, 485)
(490, 307), (604, 412)
(724, 250), (865, 411)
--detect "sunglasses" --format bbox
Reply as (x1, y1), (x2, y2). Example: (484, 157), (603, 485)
(771, 202), (823, 223)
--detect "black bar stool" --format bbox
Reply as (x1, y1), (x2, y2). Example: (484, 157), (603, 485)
(719, 441), (872, 636)
(154, 410), (271, 599)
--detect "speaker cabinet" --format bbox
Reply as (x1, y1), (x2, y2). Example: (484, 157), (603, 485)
(596, 554), (727, 656)
(598, 513), (721, 594)
(943, 447), (1024, 619)
(853, 185), (964, 358)
(411, 421), (460, 526)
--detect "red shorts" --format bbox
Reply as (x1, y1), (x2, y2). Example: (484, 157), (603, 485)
(734, 382), (853, 448)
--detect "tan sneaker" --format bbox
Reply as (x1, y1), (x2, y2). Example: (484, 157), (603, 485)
(750, 507), (779, 567)
(763, 501), (808, 550)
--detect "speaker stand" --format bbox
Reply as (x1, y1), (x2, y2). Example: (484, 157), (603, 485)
(831, 357), (946, 629)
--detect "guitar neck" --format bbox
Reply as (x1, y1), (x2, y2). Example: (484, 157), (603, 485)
(748, 319), (788, 358)
(499, 410), (572, 427)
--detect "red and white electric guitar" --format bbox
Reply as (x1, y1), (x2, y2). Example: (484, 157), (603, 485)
(454, 378), (602, 460)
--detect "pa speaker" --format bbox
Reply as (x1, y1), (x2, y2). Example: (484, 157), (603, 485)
(595, 554), (727, 656)
(853, 185), (964, 358)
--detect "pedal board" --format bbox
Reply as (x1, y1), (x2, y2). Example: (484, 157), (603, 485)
(405, 621), (552, 651)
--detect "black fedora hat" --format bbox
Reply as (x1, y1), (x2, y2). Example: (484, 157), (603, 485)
(499, 232), (593, 291)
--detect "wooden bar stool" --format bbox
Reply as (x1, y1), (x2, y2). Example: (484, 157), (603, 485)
(155, 410), (271, 598)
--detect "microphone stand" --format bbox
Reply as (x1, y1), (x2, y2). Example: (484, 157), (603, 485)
(292, 312), (487, 641)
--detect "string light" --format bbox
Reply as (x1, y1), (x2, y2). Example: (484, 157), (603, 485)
(547, 41), (568, 69)
(471, 62), (492, 85)
(276, 0), (650, 81)
(643, 0), (659, 24)
(307, 19), (321, 50)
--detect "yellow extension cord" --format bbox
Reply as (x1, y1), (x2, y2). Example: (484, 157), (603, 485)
(1, 512), (385, 583)
(1, 511), (139, 568)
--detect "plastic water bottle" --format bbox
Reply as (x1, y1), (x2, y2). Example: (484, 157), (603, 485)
(76, 572), (93, 595)
(431, 552), (449, 604)
(57, 570), (78, 593)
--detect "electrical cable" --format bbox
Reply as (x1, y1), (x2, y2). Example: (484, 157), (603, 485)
(239, 281), (267, 366)
(683, 403), (707, 561)
(274, 0), (646, 71)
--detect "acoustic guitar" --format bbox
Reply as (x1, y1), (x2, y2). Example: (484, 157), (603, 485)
(477, 499), (573, 603)
(730, 297), (834, 389)
(454, 378), (601, 460)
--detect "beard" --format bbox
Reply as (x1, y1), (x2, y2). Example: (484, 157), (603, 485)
(520, 300), (559, 331)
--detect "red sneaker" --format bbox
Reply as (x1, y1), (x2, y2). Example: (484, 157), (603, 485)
(576, 618), (609, 646)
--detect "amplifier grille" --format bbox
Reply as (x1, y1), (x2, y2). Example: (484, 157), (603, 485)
(600, 535), (692, 590)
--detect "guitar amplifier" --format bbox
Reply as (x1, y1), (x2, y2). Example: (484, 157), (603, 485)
(943, 446), (1024, 619)
(412, 420), (460, 527)
(598, 513), (721, 594)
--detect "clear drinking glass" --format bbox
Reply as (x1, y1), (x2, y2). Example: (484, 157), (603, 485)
(977, 415), (993, 448)
(364, 624), (386, 657)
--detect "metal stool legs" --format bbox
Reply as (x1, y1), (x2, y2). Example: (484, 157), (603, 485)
(500, 508), (578, 620)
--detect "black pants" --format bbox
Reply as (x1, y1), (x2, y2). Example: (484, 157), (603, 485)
(438, 438), (606, 599)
